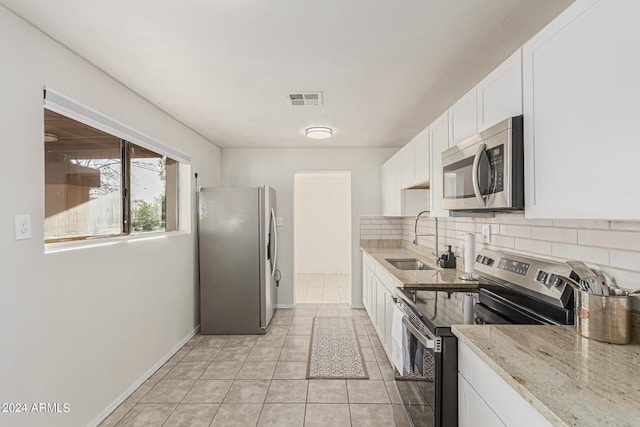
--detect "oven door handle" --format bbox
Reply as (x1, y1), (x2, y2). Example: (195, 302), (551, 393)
(401, 316), (440, 351)
(472, 142), (487, 207)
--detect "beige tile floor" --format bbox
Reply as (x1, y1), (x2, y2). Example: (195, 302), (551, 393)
(100, 304), (411, 427)
(295, 273), (351, 304)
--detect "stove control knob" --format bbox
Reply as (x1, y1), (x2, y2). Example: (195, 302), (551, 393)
(548, 274), (561, 287)
(536, 270), (548, 283)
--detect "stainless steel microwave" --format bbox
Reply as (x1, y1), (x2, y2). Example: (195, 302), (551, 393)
(441, 116), (523, 212)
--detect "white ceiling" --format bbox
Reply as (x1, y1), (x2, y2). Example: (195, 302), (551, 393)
(1, 0), (572, 149)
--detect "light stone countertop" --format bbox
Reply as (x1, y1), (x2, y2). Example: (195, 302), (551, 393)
(361, 242), (479, 289)
(452, 324), (640, 427)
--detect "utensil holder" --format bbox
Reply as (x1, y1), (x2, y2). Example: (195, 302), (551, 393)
(575, 288), (631, 345)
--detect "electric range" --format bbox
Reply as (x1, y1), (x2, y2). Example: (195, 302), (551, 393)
(393, 249), (575, 427)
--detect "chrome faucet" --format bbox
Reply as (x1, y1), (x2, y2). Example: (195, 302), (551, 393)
(413, 210), (439, 258)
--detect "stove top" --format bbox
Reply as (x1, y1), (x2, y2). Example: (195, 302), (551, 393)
(396, 287), (478, 336)
(396, 249), (577, 334)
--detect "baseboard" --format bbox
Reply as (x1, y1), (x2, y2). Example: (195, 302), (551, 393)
(276, 304), (295, 309)
(88, 325), (201, 427)
(350, 303), (365, 309)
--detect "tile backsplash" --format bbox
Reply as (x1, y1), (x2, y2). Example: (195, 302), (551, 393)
(360, 213), (640, 296)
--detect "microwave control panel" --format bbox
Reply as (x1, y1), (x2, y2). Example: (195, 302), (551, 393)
(487, 144), (504, 194)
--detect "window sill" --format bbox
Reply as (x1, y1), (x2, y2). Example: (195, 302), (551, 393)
(44, 230), (191, 254)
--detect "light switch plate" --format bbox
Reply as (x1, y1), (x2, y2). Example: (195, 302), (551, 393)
(14, 214), (32, 240)
(276, 217), (283, 226)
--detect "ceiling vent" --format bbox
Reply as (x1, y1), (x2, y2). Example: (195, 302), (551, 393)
(288, 92), (323, 106)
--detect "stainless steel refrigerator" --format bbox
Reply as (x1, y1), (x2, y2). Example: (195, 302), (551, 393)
(198, 186), (278, 334)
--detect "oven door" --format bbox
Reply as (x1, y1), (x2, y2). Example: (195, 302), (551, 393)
(393, 299), (453, 427)
(396, 315), (437, 426)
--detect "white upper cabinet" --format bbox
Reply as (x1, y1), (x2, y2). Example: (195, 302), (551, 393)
(381, 157), (396, 216)
(413, 126), (430, 184)
(401, 142), (415, 188)
(449, 87), (477, 145)
(401, 127), (430, 189)
(394, 154), (403, 211)
(477, 49), (523, 132)
(381, 153), (404, 216)
(429, 111), (450, 218)
(382, 142), (429, 217)
(523, 0), (640, 219)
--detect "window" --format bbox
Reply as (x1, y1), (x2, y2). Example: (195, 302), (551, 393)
(44, 109), (178, 242)
(129, 145), (177, 233)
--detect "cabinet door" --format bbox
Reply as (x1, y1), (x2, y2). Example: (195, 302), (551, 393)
(393, 154), (403, 215)
(523, 0), (640, 219)
(369, 274), (377, 324)
(381, 158), (394, 216)
(458, 373), (506, 427)
(375, 279), (386, 345)
(381, 155), (403, 216)
(402, 142), (415, 188)
(362, 258), (370, 313)
(477, 49), (522, 132)
(458, 342), (552, 427)
(383, 288), (395, 358)
(449, 87), (477, 145)
(429, 111), (450, 219)
(413, 126), (430, 184)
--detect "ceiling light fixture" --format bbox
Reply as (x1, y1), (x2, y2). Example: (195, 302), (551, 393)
(305, 127), (333, 139)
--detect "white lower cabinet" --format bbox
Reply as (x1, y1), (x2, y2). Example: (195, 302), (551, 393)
(458, 341), (551, 427)
(382, 288), (395, 359)
(361, 252), (396, 359)
(362, 256), (370, 313)
(374, 278), (396, 356)
(458, 373), (505, 427)
(375, 278), (386, 343)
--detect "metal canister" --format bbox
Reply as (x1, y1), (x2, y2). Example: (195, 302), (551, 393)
(575, 288), (632, 345)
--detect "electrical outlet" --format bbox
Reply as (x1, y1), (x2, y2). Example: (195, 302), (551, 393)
(14, 214), (32, 240)
(482, 224), (491, 243)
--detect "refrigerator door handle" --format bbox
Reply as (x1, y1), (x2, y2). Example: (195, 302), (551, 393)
(270, 208), (278, 277)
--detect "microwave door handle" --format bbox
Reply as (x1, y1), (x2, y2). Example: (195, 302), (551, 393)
(472, 143), (487, 207)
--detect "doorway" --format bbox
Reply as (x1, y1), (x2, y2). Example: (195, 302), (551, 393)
(294, 172), (352, 305)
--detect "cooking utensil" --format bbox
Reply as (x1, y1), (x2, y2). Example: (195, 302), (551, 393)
(567, 260), (604, 295)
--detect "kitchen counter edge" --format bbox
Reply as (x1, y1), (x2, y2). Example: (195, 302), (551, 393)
(361, 244), (479, 289)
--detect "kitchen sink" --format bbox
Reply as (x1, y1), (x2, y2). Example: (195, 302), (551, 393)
(385, 258), (435, 271)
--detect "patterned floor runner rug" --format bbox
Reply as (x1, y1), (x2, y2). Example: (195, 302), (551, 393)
(307, 317), (369, 379)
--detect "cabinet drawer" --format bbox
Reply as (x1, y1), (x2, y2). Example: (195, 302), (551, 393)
(362, 251), (375, 270)
(373, 264), (397, 294)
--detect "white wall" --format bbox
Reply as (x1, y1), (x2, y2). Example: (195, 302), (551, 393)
(0, 7), (221, 427)
(222, 148), (396, 307)
(295, 172), (351, 274)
